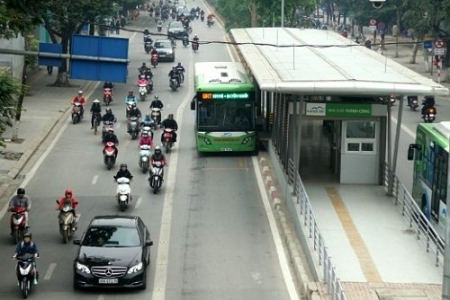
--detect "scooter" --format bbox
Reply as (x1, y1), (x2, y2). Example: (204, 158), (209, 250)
(139, 145), (152, 173)
(149, 161), (164, 194)
(128, 116), (140, 139)
(201, 15), (204, 22)
(10, 207), (27, 244)
(192, 41), (199, 52)
(144, 41), (152, 54)
(103, 141), (117, 170)
(422, 106), (436, 123)
(157, 24), (162, 32)
(56, 200), (77, 244)
(116, 177), (131, 211)
(14, 254), (39, 299)
(162, 128), (175, 153)
(207, 19), (214, 27)
(103, 88), (113, 106)
(102, 121), (115, 139)
(125, 100), (136, 118)
(407, 96), (419, 111)
(151, 54), (159, 68)
(139, 84), (147, 101)
(151, 108), (162, 128)
(141, 123), (154, 139)
(182, 36), (189, 47)
(170, 78), (178, 91)
(72, 103), (83, 124)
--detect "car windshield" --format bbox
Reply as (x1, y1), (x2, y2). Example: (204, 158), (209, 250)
(155, 41), (170, 49)
(170, 22), (183, 29)
(81, 226), (141, 247)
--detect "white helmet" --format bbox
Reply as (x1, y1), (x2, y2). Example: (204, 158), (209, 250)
(78, 90), (83, 94)
(93, 99), (100, 103)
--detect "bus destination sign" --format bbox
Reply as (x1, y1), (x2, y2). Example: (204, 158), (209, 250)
(200, 92), (250, 100)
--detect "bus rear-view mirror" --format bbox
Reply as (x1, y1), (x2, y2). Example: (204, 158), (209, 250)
(190, 100), (195, 110)
(407, 144), (415, 160)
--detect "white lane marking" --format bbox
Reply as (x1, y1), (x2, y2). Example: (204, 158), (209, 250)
(391, 115), (416, 139)
(151, 53), (193, 300)
(43, 263), (57, 280)
(252, 156), (300, 300)
(135, 197), (143, 209)
(97, 295), (105, 300)
(0, 83), (101, 222)
(91, 175), (99, 185)
(76, 213), (81, 221)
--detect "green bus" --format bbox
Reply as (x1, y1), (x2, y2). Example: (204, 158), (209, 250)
(408, 121), (450, 236)
(190, 62), (256, 152)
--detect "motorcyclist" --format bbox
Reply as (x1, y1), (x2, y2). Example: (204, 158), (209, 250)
(207, 13), (215, 22)
(139, 131), (154, 147)
(161, 113), (178, 142)
(56, 189), (78, 230)
(138, 63), (152, 78)
(114, 164), (133, 181)
(71, 90), (86, 118)
(176, 62), (185, 83)
(422, 95), (436, 115)
(150, 95), (164, 109)
(151, 47), (159, 56)
(157, 19), (163, 30)
(200, 10), (205, 21)
(102, 128), (119, 159)
(8, 188), (31, 229)
(168, 66), (181, 87)
(137, 74), (150, 93)
(102, 107), (116, 123)
(90, 99), (102, 129)
(125, 90), (138, 104)
(12, 232), (39, 285)
(181, 30), (189, 45)
(193, 34), (199, 43)
(128, 104), (142, 132)
(149, 146), (168, 177)
(143, 29), (152, 43)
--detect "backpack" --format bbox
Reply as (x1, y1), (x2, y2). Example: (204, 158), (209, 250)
(20, 241), (34, 249)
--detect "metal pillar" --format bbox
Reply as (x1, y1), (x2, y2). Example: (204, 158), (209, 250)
(281, 0), (285, 27)
(392, 98), (404, 175)
(295, 95), (304, 188)
(386, 100), (393, 196)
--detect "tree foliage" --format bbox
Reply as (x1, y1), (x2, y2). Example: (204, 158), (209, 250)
(0, 70), (21, 147)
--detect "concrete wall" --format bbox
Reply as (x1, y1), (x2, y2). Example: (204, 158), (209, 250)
(0, 36), (25, 79)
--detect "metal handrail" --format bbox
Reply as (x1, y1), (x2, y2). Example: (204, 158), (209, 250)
(383, 163), (445, 267)
(289, 159), (347, 300)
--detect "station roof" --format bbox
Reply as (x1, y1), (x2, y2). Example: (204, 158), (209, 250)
(230, 28), (449, 97)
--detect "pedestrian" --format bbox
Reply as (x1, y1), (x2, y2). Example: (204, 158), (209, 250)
(46, 66), (53, 75)
(115, 18), (120, 34)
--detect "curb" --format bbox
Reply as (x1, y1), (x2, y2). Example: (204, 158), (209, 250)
(0, 80), (98, 198)
(258, 156), (318, 300)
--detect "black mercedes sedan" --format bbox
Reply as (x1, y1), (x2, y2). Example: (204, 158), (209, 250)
(73, 215), (153, 290)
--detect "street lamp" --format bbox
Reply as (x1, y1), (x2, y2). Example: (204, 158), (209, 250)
(281, 0), (285, 27)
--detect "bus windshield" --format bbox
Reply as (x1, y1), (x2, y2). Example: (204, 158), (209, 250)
(197, 99), (254, 132)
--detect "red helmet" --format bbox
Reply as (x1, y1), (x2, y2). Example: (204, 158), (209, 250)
(65, 189), (73, 196)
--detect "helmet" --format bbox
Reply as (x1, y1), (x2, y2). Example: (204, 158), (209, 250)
(142, 131), (148, 136)
(168, 113), (174, 119)
(93, 99), (100, 103)
(154, 95), (159, 100)
(78, 90), (83, 95)
(146, 114), (151, 118)
(177, 62), (181, 66)
(65, 189), (73, 196)
(128, 90), (133, 94)
(142, 62), (146, 66)
(172, 66), (176, 69)
(194, 34), (198, 37)
(106, 107), (112, 113)
(17, 188), (25, 195)
(23, 232), (32, 239)
(154, 146), (162, 155)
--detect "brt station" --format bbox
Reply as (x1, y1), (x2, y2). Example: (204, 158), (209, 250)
(230, 28), (449, 185)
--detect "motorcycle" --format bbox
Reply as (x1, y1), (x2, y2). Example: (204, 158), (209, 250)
(422, 106), (436, 123)
(144, 41), (153, 54)
(116, 177), (131, 211)
(151, 108), (162, 128)
(170, 37), (176, 47)
(103, 141), (117, 170)
(157, 23), (162, 32)
(141, 123), (154, 139)
(151, 54), (158, 68)
(56, 200), (77, 244)
(207, 19), (214, 27)
(72, 103), (83, 124)
(407, 96), (419, 111)
(192, 41), (199, 52)
(10, 207), (27, 244)
(125, 100), (136, 118)
(162, 128), (175, 153)
(182, 36), (189, 47)
(102, 121), (115, 139)
(128, 116), (140, 139)
(149, 161), (164, 194)
(14, 253), (39, 299)
(139, 84), (148, 101)
(139, 145), (152, 173)
(201, 15), (204, 22)
(103, 88), (113, 106)
(92, 113), (102, 135)
(170, 78), (179, 91)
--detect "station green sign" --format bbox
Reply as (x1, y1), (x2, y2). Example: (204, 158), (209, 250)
(305, 103), (372, 117)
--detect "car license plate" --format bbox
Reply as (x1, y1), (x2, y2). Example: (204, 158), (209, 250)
(159, 54), (166, 57)
(221, 148), (233, 152)
(99, 278), (118, 284)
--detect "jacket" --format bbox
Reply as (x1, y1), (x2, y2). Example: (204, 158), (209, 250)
(137, 79), (149, 86)
(151, 154), (167, 164)
(102, 113), (116, 122)
(114, 169), (133, 180)
(14, 241), (38, 257)
(139, 136), (154, 147)
(125, 96), (137, 103)
(9, 195), (31, 210)
(102, 134), (119, 145)
(150, 100), (164, 109)
(56, 197), (78, 210)
(129, 108), (142, 118)
(71, 96), (86, 105)
(90, 104), (101, 114)
(161, 119), (178, 130)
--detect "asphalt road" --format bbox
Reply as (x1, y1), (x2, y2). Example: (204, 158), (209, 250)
(0, 4), (295, 300)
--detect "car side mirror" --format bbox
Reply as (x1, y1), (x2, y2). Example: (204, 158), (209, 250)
(145, 240), (154, 246)
(190, 100), (195, 110)
(73, 239), (81, 245)
(407, 144), (415, 160)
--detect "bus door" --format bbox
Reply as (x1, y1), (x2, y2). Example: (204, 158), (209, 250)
(431, 145), (447, 221)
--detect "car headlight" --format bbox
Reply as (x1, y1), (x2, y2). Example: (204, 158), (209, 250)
(76, 262), (91, 274)
(202, 137), (211, 145)
(127, 262), (143, 274)
(241, 137), (252, 144)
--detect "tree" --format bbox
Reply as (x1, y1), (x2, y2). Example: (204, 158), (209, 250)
(0, 70), (22, 147)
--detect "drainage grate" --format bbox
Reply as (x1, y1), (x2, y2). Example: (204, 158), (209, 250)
(15, 174), (26, 180)
(0, 151), (23, 161)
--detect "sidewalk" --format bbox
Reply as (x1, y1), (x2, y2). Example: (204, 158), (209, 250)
(0, 17), (142, 206)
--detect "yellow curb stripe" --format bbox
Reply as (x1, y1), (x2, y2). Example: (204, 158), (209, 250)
(325, 187), (382, 282)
